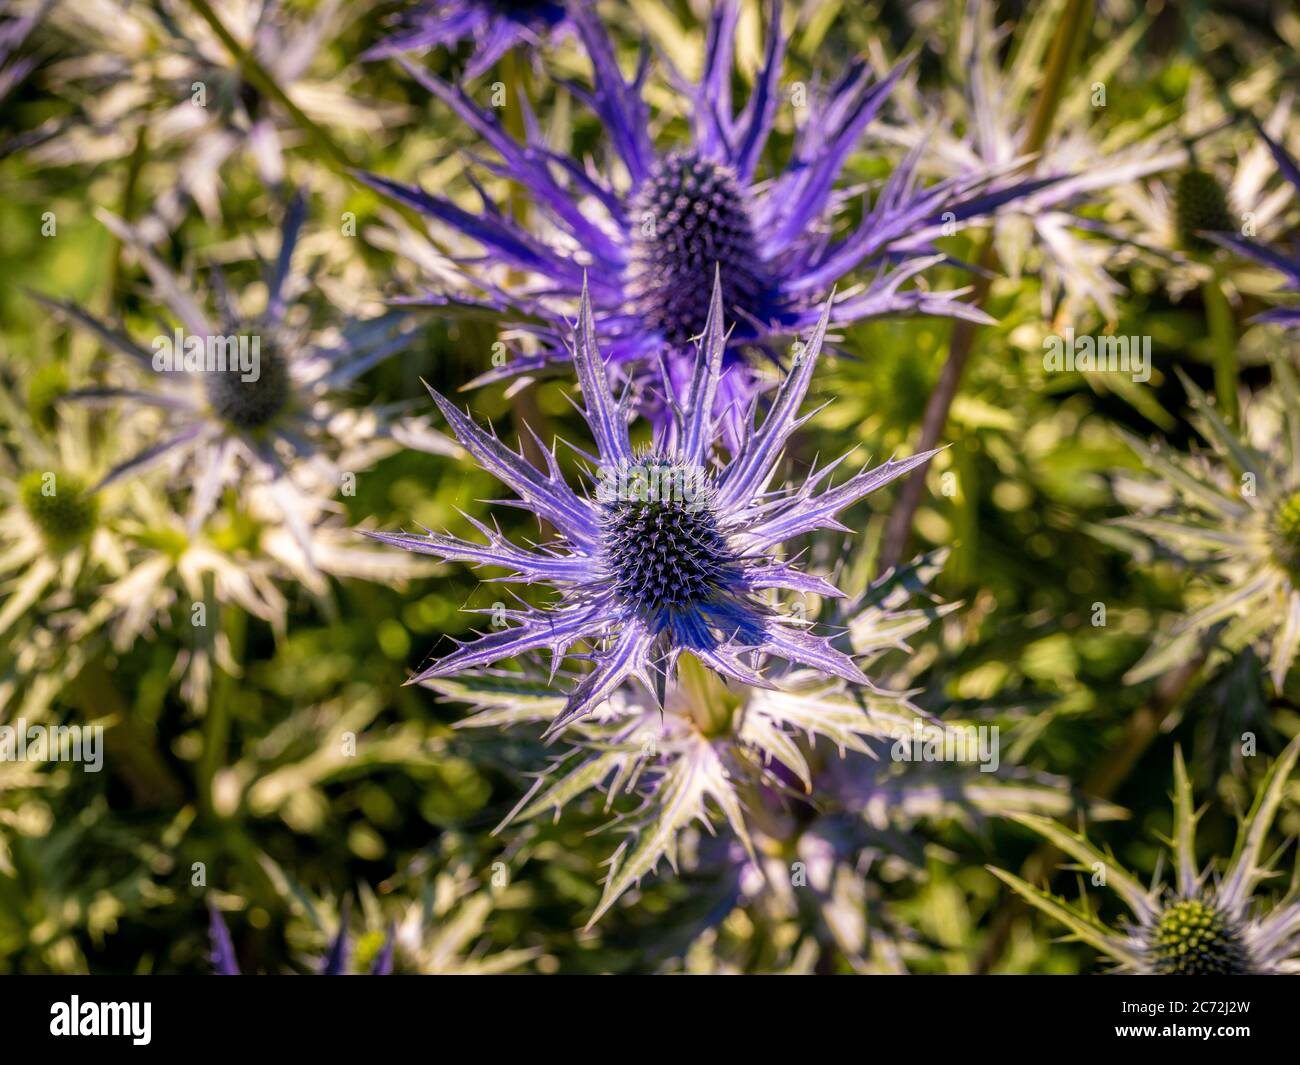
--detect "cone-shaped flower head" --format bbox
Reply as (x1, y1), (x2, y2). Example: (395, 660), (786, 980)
(361, 0), (1046, 415)
(991, 738), (1300, 974)
(369, 274), (938, 736)
(1115, 363), (1300, 690)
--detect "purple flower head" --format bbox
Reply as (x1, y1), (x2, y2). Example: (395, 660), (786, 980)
(368, 273), (939, 737)
(363, 0), (575, 78)
(1210, 126), (1300, 329)
(361, 0), (1046, 413)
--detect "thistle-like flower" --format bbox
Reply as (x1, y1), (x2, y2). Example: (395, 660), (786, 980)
(211, 898), (395, 976)
(37, 194), (455, 568)
(1208, 126), (1300, 329)
(0, 352), (166, 678)
(991, 737), (1300, 974)
(1114, 91), (1296, 300)
(877, 0), (1185, 320)
(0, 387), (115, 641)
(1113, 363), (1300, 689)
(370, 276), (937, 734)
(363, 0), (574, 78)
(0, 355), (393, 714)
(362, 0), (1041, 407)
(433, 548), (951, 925)
(32, 0), (401, 228)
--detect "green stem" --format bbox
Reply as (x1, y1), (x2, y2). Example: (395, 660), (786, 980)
(68, 655), (185, 809)
(198, 605), (246, 819)
(877, 0), (1095, 574)
(1203, 270), (1239, 427)
(187, 0), (350, 172)
(499, 48), (554, 468)
(104, 122), (149, 309)
(677, 654), (739, 737)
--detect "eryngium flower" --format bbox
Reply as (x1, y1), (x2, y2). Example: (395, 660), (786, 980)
(369, 276), (937, 735)
(1114, 363), (1300, 689)
(1209, 127), (1300, 329)
(31, 0), (403, 229)
(36, 194), (451, 566)
(363, 0), (574, 78)
(209, 872), (533, 974)
(434, 549), (953, 925)
(362, 0), (1038, 404)
(878, 0), (1185, 319)
(992, 738), (1300, 974)
(1114, 95), (1295, 300)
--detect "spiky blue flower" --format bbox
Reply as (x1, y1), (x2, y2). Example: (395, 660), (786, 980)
(361, 0), (1046, 409)
(368, 275), (938, 736)
(363, 0), (574, 78)
(1210, 126), (1300, 329)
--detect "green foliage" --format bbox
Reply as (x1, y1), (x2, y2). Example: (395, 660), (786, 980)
(1, 0), (1298, 976)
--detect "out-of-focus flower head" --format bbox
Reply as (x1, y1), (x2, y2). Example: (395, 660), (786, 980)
(0, 340), (355, 715)
(370, 276), (938, 736)
(877, 0), (1186, 322)
(32, 0), (401, 229)
(1112, 362), (1300, 689)
(1115, 79), (1297, 301)
(362, 0), (1047, 415)
(363, 0), (576, 79)
(992, 738), (1300, 974)
(210, 899), (392, 975)
(1206, 124), (1300, 328)
(0, 362), (127, 662)
(210, 859), (534, 974)
(36, 191), (457, 575)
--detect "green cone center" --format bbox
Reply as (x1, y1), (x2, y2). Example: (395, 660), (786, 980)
(1149, 899), (1250, 975)
(20, 470), (99, 549)
(1174, 169), (1232, 253)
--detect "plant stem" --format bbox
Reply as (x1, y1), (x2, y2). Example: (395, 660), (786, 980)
(497, 48), (554, 469)
(1203, 269), (1238, 426)
(877, 0), (1095, 574)
(879, 238), (994, 572)
(104, 121), (148, 309)
(198, 605), (246, 819)
(677, 653), (740, 737)
(68, 656), (184, 808)
(187, 0), (350, 172)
